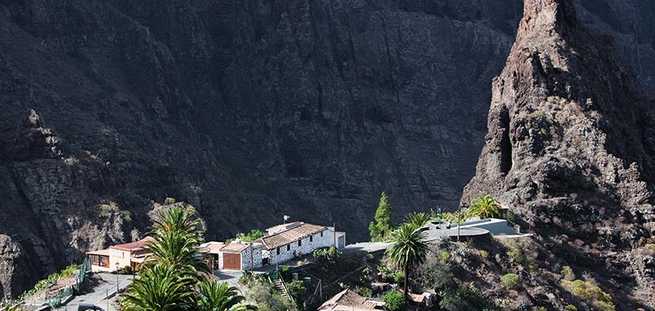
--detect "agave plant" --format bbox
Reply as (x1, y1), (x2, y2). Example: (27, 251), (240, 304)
(404, 212), (431, 231)
(121, 263), (195, 311)
(386, 223), (428, 298)
(196, 279), (256, 311)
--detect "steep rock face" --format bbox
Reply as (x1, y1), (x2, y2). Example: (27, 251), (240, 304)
(462, 0), (655, 306)
(0, 0), (654, 298)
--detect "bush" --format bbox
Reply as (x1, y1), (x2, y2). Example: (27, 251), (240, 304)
(564, 305), (577, 311)
(236, 229), (265, 242)
(561, 266), (575, 281)
(500, 273), (519, 289)
(561, 279), (615, 311)
(467, 195), (502, 219)
(313, 247), (341, 265)
(439, 285), (498, 311)
(438, 250), (450, 263)
(393, 271), (405, 285)
(383, 291), (405, 311)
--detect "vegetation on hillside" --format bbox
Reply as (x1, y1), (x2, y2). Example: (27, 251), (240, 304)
(236, 229), (265, 242)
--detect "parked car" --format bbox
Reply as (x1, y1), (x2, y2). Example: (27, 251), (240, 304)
(78, 303), (104, 311)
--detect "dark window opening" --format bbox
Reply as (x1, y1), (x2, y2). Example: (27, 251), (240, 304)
(287, 245), (290, 251)
(310, 235), (313, 242)
(276, 247), (280, 255)
(298, 240), (302, 247)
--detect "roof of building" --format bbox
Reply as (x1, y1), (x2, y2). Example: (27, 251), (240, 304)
(86, 249), (114, 256)
(266, 221), (303, 235)
(220, 242), (250, 253)
(258, 222), (326, 250)
(199, 241), (226, 254)
(317, 289), (384, 311)
(110, 237), (154, 252)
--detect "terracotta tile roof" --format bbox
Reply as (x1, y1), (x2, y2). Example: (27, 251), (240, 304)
(199, 242), (225, 254)
(318, 289), (384, 311)
(220, 242), (250, 253)
(258, 222), (326, 250)
(110, 237), (154, 252)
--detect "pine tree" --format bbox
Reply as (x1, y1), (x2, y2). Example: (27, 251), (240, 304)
(369, 192), (393, 241)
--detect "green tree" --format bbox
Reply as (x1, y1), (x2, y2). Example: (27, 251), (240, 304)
(369, 192), (394, 241)
(386, 223), (428, 298)
(383, 291), (405, 311)
(147, 207), (208, 274)
(467, 195), (501, 219)
(197, 279), (254, 311)
(121, 263), (195, 311)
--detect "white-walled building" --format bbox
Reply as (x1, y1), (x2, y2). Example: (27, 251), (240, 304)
(86, 237), (153, 272)
(199, 241), (263, 271)
(257, 222), (346, 265)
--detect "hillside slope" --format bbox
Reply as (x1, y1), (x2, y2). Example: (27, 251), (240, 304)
(462, 0), (655, 307)
(0, 0), (654, 298)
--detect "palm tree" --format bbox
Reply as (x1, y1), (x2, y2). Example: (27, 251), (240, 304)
(386, 223), (428, 298)
(468, 195), (501, 219)
(147, 229), (209, 274)
(146, 206), (209, 274)
(121, 263), (195, 311)
(196, 279), (255, 311)
(404, 212), (431, 231)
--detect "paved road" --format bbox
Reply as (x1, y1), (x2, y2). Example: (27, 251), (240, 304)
(62, 273), (133, 311)
(214, 270), (243, 288)
(344, 242), (391, 253)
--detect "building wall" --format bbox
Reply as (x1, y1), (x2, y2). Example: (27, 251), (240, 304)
(240, 245), (263, 270)
(266, 228), (340, 265)
(89, 248), (132, 272)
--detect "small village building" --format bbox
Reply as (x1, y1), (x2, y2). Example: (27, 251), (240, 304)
(257, 222), (346, 266)
(199, 241), (225, 272)
(86, 237), (153, 273)
(199, 241), (263, 271)
(318, 289), (384, 311)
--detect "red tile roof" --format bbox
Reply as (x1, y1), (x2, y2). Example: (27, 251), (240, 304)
(220, 242), (250, 253)
(318, 289), (384, 310)
(258, 222), (326, 250)
(110, 237), (154, 252)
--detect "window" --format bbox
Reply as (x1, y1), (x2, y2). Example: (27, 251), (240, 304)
(310, 235), (313, 242)
(276, 247), (280, 255)
(320, 231), (324, 237)
(287, 244), (290, 251)
(298, 240), (302, 247)
(90, 255), (109, 267)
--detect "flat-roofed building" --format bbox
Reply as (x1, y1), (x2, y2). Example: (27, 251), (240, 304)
(86, 237), (153, 272)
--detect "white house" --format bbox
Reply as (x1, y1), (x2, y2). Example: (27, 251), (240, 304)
(199, 241), (263, 271)
(257, 222), (346, 266)
(86, 237), (153, 272)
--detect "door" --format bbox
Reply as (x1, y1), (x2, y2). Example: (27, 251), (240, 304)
(223, 253), (241, 270)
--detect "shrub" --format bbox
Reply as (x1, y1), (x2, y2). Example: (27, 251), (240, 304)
(479, 250), (489, 258)
(313, 247), (341, 264)
(355, 286), (373, 298)
(561, 279), (615, 311)
(564, 305), (578, 311)
(236, 229), (265, 242)
(561, 266), (575, 281)
(438, 250), (450, 263)
(383, 291), (405, 311)
(393, 271), (405, 285)
(439, 285), (498, 311)
(467, 195), (502, 219)
(500, 273), (519, 289)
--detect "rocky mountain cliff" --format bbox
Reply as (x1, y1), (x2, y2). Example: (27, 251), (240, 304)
(462, 0), (655, 307)
(0, 0), (654, 299)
